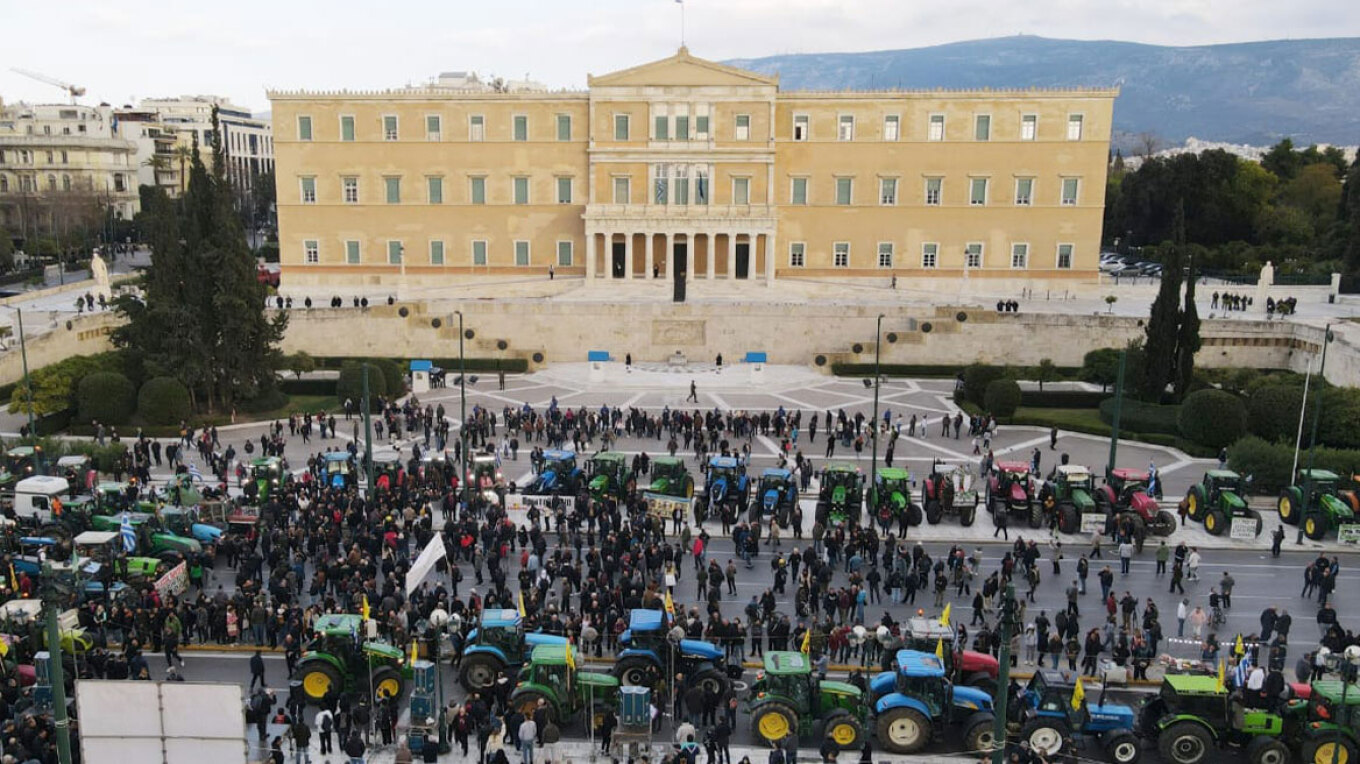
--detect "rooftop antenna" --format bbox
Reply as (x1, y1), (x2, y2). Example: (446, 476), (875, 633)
(677, 0), (685, 48)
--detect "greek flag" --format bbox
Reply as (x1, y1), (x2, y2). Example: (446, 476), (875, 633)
(188, 464), (204, 482)
(120, 512), (137, 553)
(1234, 652), (1252, 689)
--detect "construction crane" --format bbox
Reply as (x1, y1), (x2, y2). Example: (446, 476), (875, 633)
(10, 68), (86, 104)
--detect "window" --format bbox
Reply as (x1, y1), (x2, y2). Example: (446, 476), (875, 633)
(1021, 114), (1037, 141)
(340, 115), (355, 141)
(556, 177), (573, 204)
(513, 115), (528, 141)
(877, 243), (894, 268)
(61, 151), (67, 164)
(61, 174), (70, 191)
(928, 114), (944, 141)
(420, 115), (439, 142)
(654, 165), (669, 204)
(789, 242), (805, 267)
(0, 176), (7, 192)
(470, 176), (486, 204)
(925, 178), (942, 206)
(614, 114), (630, 141)
(969, 178), (988, 206)
(879, 178), (897, 206)
(513, 177), (529, 205)
(298, 116), (312, 141)
(388, 241), (403, 264)
(300, 177), (316, 204)
(1015, 178), (1033, 206)
(791, 177), (808, 205)
(46, 152), (54, 164)
(793, 114), (809, 141)
(836, 177), (853, 205)
(557, 240), (573, 266)
(735, 114), (750, 141)
(732, 177), (750, 205)
(1067, 114), (1083, 140)
(922, 243), (939, 269)
(613, 176), (631, 205)
(1011, 243), (1028, 269)
(695, 168), (708, 204)
(675, 115), (689, 141)
(114, 174), (126, 192)
(883, 115), (900, 141)
(472, 240), (488, 266)
(833, 242), (850, 268)
(674, 166), (689, 205)
(385, 177), (401, 204)
(966, 243), (983, 269)
(345, 240), (360, 264)
(654, 114), (669, 141)
(556, 114), (571, 141)
(304, 240), (319, 263)
(975, 115), (991, 141)
(1057, 243), (1074, 269)
(1061, 178), (1080, 205)
(838, 115), (855, 141)
(343, 176), (358, 204)
(469, 115), (485, 141)
(383, 115), (398, 141)
(696, 115), (710, 138)
(514, 241), (530, 266)
(430, 240), (445, 265)
(427, 176), (443, 204)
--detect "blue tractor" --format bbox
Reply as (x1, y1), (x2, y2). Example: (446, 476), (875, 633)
(1011, 668), (1142, 763)
(525, 450), (583, 496)
(869, 649), (996, 755)
(322, 452), (355, 490)
(457, 609), (569, 691)
(612, 609), (737, 697)
(757, 468), (799, 528)
(696, 456), (749, 524)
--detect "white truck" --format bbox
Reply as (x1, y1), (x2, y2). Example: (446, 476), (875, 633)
(2, 475), (72, 524)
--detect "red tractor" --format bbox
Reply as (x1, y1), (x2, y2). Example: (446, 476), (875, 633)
(986, 461), (1041, 528)
(1094, 468), (1177, 539)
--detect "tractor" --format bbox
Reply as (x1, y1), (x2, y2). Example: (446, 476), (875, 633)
(322, 451), (355, 490)
(587, 451), (636, 502)
(646, 457), (695, 499)
(292, 613), (412, 706)
(509, 644), (620, 731)
(747, 651), (869, 750)
(525, 449), (583, 496)
(870, 469), (922, 529)
(921, 461), (979, 527)
(89, 512), (207, 582)
(899, 616), (999, 695)
(1278, 469), (1358, 540)
(370, 450), (403, 492)
(868, 649), (996, 755)
(757, 468), (799, 528)
(0, 446), (44, 490)
(458, 608), (568, 691)
(249, 457), (288, 502)
(466, 453), (506, 506)
(1138, 673), (1305, 764)
(159, 506), (223, 550)
(613, 609), (736, 697)
(1299, 678), (1360, 764)
(987, 461), (1041, 528)
(1096, 468), (1177, 538)
(1185, 470), (1262, 538)
(1010, 668), (1141, 763)
(696, 456), (749, 524)
(1040, 465), (1101, 535)
(816, 463), (863, 527)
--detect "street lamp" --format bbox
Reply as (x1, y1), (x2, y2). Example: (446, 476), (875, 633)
(869, 314), (885, 518)
(3, 306), (38, 449)
(1298, 324), (1334, 544)
(455, 310), (469, 514)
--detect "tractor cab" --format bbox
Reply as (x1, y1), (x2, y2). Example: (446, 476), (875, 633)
(322, 452), (355, 490)
(1308, 680), (1360, 728)
(527, 450), (581, 495)
(88, 481), (149, 516)
(902, 617), (999, 693)
(869, 650), (953, 717)
(1054, 465), (1095, 496)
(647, 457), (694, 499)
(707, 457), (746, 490)
(995, 462), (1032, 492)
(0, 446), (43, 488)
(818, 463), (864, 526)
(467, 454), (504, 504)
(1202, 470), (1245, 505)
(459, 609), (568, 690)
(587, 452), (634, 499)
(160, 506), (222, 547)
(249, 457), (286, 500)
(758, 468), (796, 515)
(1298, 469), (1355, 514)
(1017, 669), (1087, 727)
(1106, 468), (1150, 500)
(753, 651), (817, 710)
(370, 451), (402, 491)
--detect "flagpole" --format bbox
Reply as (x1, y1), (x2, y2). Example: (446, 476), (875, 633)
(679, 0), (685, 47)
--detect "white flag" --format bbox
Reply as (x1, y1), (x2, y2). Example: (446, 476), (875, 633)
(405, 533), (449, 596)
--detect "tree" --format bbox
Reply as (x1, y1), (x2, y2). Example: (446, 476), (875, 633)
(1082, 348), (1122, 392)
(1174, 245), (1203, 400)
(1104, 295), (1118, 313)
(1142, 237), (1183, 400)
(1261, 138), (1302, 182)
(984, 378), (1023, 418)
(76, 372), (136, 425)
(1035, 359), (1058, 391)
(1278, 163), (1343, 232)
(172, 143), (195, 196)
(1343, 158), (1360, 271)
(1178, 389), (1247, 449)
(287, 351), (317, 379)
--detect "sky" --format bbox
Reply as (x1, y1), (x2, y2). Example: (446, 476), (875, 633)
(2, 0), (1357, 114)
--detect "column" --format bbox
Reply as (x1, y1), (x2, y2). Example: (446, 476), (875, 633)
(686, 232), (696, 278)
(727, 232), (737, 279)
(706, 232), (716, 280)
(664, 232), (674, 281)
(623, 231), (633, 279)
(585, 230), (596, 280)
(764, 231), (776, 286)
(644, 231), (654, 280)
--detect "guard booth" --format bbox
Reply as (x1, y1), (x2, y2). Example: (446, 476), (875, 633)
(588, 350), (610, 382)
(410, 360), (433, 393)
(744, 352), (767, 383)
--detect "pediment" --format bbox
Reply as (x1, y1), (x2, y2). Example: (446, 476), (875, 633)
(589, 47), (777, 89)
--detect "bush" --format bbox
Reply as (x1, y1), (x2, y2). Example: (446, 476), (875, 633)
(237, 388), (290, 414)
(1317, 387), (1360, 450)
(1178, 389), (1247, 449)
(337, 362), (388, 407)
(962, 364), (1010, 405)
(76, 372), (135, 425)
(1019, 390), (1109, 409)
(1081, 346), (1144, 393)
(1099, 398), (1181, 435)
(1246, 385), (1309, 443)
(137, 377), (192, 426)
(278, 378), (338, 397)
(368, 358), (406, 397)
(1229, 435), (1360, 493)
(984, 379), (1023, 418)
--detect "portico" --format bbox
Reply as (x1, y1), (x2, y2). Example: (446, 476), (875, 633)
(583, 205), (777, 284)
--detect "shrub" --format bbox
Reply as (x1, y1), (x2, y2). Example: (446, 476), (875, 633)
(1225, 436), (1295, 493)
(1098, 398), (1181, 435)
(983, 379), (1023, 418)
(962, 364), (1009, 405)
(76, 372), (135, 425)
(137, 377), (192, 426)
(1019, 390), (1109, 409)
(337, 362), (388, 407)
(1246, 384), (1309, 444)
(278, 378), (338, 397)
(1178, 389), (1247, 449)
(1316, 387), (1360, 450)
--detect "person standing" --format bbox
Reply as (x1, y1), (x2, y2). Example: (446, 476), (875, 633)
(1155, 542), (1169, 576)
(315, 707), (335, 757)
(518, 711), (538, 764)
(1187, 548), (1201, 581)
(291, 717), (312, 764)
(343, 731), (366, 764)
(250, 650), (266, 692)
(1220, 572), (1235, 608)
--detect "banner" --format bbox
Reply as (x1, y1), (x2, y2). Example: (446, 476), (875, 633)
(1230, 517), (1259, 540)
(405, 534), (449, 596)
(1337, 524), (1360, 544)
(154, 560), (188, 598)
(1079, 513), (1107, 534)
(505, 493), (575, 512)
(644, 492), (692, 519)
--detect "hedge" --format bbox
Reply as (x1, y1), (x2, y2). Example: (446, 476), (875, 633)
(337, 362), (388, 406)
(1178, 389), (1247, 450)
(1099, 398), (1181, 435)
(1227, 436), (1360, 494)
(962, 365), (1011, 406)
(309, 356), (528, 373)
(137, 377), (192, 426)
(1247, 385), (1310, 444)
(1019, 390), (1109, 409)
(76, 372), (136, 425)
(279, 378), (338, 397)
(984, 379), (1023, 418)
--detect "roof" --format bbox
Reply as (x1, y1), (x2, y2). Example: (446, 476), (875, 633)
(763, 651), (811, 675)
(251, 457), (281, 466)
(591, 451), (628, 463)
(541, 449), (576, 461)
(56, 455), (90, 466)
(530, 643), (575, 665)
(1056, 465), (1090, 478)
(895, 650), (947, 678)
(1310, 680), (1360, 704)
(74, 531), (118, 546)
(995, 461), (1030, 473)
(825, 462), (860, 473)
(1164, 674), (1227, 695)
(15, 476), (69, 494)
(5, 447), (36, 456)
(906, 617), (954, 640)
(588, 47), (779, 89)
(653, 456), (685, 466)
(481, 609), (521, 629)
(1036, 668), (1076, 689)
(630, 609), (664, 632)
(1110, 468), (1149, 481)
(1206, 470), (1241, 479)
(323, 452), (351, 462)
(709, 456), (740, 469)
(877, 468), (911, 480)
(1300, 469), (1340, 481)
(761, 468), (792, 479)
(313, 614), (363, 635)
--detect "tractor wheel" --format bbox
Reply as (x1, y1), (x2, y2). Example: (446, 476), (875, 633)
(458, 653), (504, 691)
(1058, 505), (1079, 534)
(874, 706), (930, 754)
(1028, 501), (1043, 529)
(1158, 720), (1213, 764)
(371, 665), (405, 702)
(1021, 717), (1071, 757)
(684, 477), (695, 499)
(1205, 509), (1227, 536)
(1278, 488), (1303, 525)
(614, 657), (657, 688)
(1301, 735), (1359, 764)
(1247, 508), (1264, 537)
(907, 503), (923, 526)
(962, 711), (996, 754)
(822, 708), (864, 750)
(960, 503), (977, 527)
(693, 668), (730, 699)
(985, 488), (996, 514)
(752, 702), (798, 746)
(1304, 512), (1330, 540)
(513, 689), (557, 724)
(295, 661), (342, 705)
(925, 499), (943, 524)
(1246, 735), (1291, 764)
(1104, 730), (1142, 764)
(1187, 485), (1207, 521)
(965, 673), (998, 696)
(1152, 510), (1178, 537)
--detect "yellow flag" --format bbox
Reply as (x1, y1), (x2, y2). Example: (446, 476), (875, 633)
(800, 627), (811, 654)
(565, 643), (576, 670)
(665, 591), (675, 617)
(411, 640), (419, 666)
(1071, 677), (1086, 711)
(518, 591), (527, 618)
(361, 595), (370, 622)
(1235, 634), (1245, 656)
(0, 637), (9, 658)
(1217, 658), (1226, 691)
(940, 603), (952, 628)
(935, 638), (945, 662)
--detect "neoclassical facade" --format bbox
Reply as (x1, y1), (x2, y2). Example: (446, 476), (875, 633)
(269, 48), (1116, 290)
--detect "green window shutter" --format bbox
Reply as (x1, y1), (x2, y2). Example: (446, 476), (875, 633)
(557, 241), (572, 266)
(514, 177), (529, 204)
(654, 116), (669, 141)
(428, 177), (443, 204)
(388, 241), (402, 264)
(430, 241), (444, 265)
(345, 241), (360, 264)
(340, 116), (354, 141)
(513, 116), (528, 141)
(471, 177), (486, 204)
(696, 115), (709, 136)
(557, 115), (571, 141)
(472, 241), (487, 265)
(298, 116), (312, 141)
(614, 115), (629, 141)
(386, 177), (401, 204)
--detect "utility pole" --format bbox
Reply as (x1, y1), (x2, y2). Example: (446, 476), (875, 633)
(869, 313), (885, 524)
(1301, 324), (1333, 544)
(40, 562), (73, 764)
(456, 310), (469, 512)
(361, 363), (374, 489)
(991, 583), (1018, 764)
(16, 307), (37, 444)
(1105, 349), (1127, 478)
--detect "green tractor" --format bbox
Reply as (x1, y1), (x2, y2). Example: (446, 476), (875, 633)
(87, 512), (205, 580)
(816, 463), (864, 527)
(747, 651), (868, 751)
(249, 457), (289, 502)
(1300, 678), (1360, 764)
(293, 614), (412, 706)
(1185, 470), (1262, 538)
(1139, 673), (1305, 764)
(0, 446), (44, 490)
(1039, 465), (1101, 535)
(1278, 469), (1359, 540)
(870, 468), (922, 528)
(646, 457), (695, 499)
(509, 644), (619, 731)
(587, 451), (636, 502)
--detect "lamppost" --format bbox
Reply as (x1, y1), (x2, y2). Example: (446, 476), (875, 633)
(9, 307), (37, 443)
(455, 310), (469, 513)
(1299, 324), (1334, 544)
(869, 314), (885, 516)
